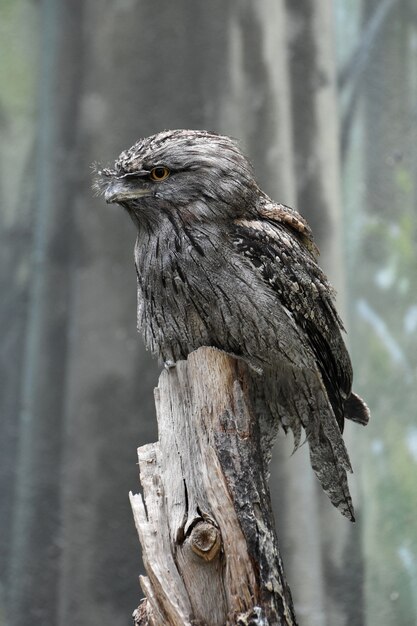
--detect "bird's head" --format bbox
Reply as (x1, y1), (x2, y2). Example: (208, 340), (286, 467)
(94, 130), (258, 229)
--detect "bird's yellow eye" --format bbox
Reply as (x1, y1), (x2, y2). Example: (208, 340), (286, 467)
(150, 166), (170, 181)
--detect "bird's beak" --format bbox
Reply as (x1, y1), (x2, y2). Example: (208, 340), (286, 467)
(104, 180), (150, 204)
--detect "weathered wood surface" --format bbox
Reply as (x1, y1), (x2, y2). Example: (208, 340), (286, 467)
(130, 347), (297, 625)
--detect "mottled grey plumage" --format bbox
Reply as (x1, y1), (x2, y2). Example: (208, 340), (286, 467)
(95, 129), (370, 521)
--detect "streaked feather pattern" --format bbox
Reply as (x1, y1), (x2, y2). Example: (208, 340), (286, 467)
(97, 129), (370, 521)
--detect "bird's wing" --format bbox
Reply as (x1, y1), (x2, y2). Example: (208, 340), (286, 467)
(232, 209), (359, 520)
(258, 201), (320, 257)
(232, 208), (353, 432)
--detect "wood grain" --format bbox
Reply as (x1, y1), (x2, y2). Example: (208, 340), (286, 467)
(130, 347), (297, 625)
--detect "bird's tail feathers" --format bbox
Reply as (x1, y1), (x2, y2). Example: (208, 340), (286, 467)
(309, 436), (355, 521)
(345, 392), (370, 426)
(284, 371), (355, 521)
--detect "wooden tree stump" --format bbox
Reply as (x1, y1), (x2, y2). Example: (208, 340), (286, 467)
(130, 347), (297, 625)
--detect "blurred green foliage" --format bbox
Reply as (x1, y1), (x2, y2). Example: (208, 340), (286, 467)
(0, 0), (37, 114)
(339, 0), (417, 620)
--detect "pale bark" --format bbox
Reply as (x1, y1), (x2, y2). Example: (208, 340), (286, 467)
(130, 347), (297, 626)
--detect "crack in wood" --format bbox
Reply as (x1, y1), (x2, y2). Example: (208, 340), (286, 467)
(130, 347), (297, 626)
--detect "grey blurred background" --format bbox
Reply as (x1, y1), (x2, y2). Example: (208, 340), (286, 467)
(1, 1), (417, 625)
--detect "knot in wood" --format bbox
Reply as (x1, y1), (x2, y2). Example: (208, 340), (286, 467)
(189, 521), (221, 561)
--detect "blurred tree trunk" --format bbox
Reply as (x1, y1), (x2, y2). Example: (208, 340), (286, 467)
(0, 0), (39, 622)
(6, 2), (80, 624)
(59, 4), (302, 625)
(281, 3), (356, 626)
